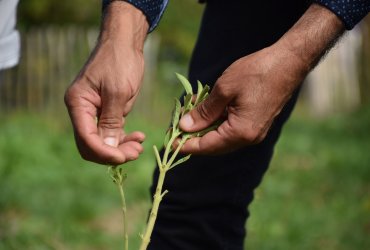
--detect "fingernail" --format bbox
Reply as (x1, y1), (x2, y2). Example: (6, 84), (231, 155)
(104, 137), (118, 147)
(181, 114), (194, 128)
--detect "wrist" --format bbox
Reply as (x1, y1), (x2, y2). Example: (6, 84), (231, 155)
(101, 1), (149, 51)
(275, 3), (344, 73)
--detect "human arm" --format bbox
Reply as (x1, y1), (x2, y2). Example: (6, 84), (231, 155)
(102, 0), (168, 32)
(314, 0), (370, 30)
(178, 3), (347, 154)
(64, 1), (149, 165)
(65, 0), (169, 165)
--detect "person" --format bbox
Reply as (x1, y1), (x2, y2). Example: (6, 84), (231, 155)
(64, 0), (370, 249)
(0, 0), (20, 83)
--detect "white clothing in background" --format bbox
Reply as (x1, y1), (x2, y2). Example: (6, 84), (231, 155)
(0, 0), (20, 70)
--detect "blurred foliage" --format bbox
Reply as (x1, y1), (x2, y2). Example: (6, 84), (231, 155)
(0, 104), (369, 249)
(17, 0), (203, 63)
(0, 114), (164, 250)
(156, 1), (204, 63)
(360, 16), (370, 104)
(246, 104), (370, 250)
(18, 0), (101, 28)
(6, 1), (369, 249)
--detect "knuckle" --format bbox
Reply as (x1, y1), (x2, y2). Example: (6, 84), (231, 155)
(104, 84), (122, 98)
(116, 85), (129, 98)
(64, 85), (78, 106)
(98, 117), (123, 130)
(196, 102), (213, 122)
(213, 82), (230, 100)
(103, 83), (134, 104)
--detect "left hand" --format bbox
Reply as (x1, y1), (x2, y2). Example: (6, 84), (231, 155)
(178, 44), (307, 154)
(178, 3), (344, 155)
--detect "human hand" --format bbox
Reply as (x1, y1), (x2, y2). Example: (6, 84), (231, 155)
(178, 3), (344, 154)
(178, 45), (307, 154)
(64, 1), (149, 165)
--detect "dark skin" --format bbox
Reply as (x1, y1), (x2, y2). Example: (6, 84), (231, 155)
(65, 2), (148, 164)
(64, 2), (344, 165)
(179, 4), (345, 154)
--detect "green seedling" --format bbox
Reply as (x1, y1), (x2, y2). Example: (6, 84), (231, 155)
(109, 73), (219, 250)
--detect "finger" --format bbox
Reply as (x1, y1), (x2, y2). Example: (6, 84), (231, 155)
(76, 128), (144, 164)
(65, 85), (141, 165)
(179, 83), (232, 133)
(120, 131), (146, 144)
(117, 132), (145, 158)
(117, 141), (144, 162)
(68, 106), (127, 164)
(179, 120), (241, 155)
(98, 81), (132, 147)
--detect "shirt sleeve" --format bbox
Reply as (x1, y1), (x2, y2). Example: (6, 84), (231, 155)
(313, 0), (370, 30)
(102, 0), (168, 32)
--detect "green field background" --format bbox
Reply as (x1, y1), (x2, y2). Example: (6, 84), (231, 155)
(1, 104), (369, 250)
(1, 1), (370, 249)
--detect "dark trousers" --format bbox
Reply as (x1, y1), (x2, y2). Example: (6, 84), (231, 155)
(149, 1), (309, 249)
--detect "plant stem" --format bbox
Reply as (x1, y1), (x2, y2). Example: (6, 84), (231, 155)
(162, 132), (179, 165)
(107, 75), (212, 250)
(114, 169), (129, 250)
(139, 135), (188, 250)
(166, 136), (188, 167)
(139, 163), (168, 250)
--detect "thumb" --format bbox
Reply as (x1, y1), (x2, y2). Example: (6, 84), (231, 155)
(179, 84), (231, 132)
(98, 91), (129, 147)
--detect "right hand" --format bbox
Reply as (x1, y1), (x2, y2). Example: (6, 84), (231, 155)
(178, 3), (344, 155)
(64, 1), (149, 165)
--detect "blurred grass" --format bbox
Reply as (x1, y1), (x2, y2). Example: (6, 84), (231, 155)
(246, 104), (370, 250)
(5, 0), (369, 249)
(0, 103), (369, 250)
(0, 113), (167, 250)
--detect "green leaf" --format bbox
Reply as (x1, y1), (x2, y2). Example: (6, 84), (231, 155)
(163, 128), (172, 148)
(122, 173), (128, 181)
(195, 80), (203, 105)
(172, 98), (181, 132)
(169, 154), (192, 169)
(176, 73), (193, 95)
(183, 94), (193, 114)
(200, 92), (209, 103)
(153, 145), (162, 168)
(196, 84), (210, 105)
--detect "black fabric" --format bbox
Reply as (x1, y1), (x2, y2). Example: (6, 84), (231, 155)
(148, 1), (308, 249)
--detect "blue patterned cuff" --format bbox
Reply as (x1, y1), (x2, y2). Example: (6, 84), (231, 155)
(102, 0), (168, 32)
(314, 0), (370, 30)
